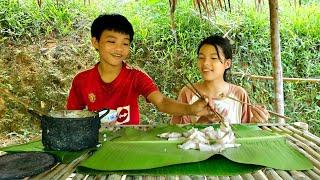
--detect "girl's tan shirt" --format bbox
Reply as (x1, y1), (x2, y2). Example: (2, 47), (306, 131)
(171, 84), (252, 124)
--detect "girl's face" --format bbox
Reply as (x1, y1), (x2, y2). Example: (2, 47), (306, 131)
(197, 44), (231, 81)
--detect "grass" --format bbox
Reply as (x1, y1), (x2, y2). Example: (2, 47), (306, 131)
(0, 0), (319, 142)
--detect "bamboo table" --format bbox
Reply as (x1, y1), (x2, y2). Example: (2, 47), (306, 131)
(5, 123), (320, 180)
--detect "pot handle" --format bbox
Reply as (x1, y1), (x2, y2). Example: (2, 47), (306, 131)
(27, 108), (43, 120)
(98, 109), (110, 120)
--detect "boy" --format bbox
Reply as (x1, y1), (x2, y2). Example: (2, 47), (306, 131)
(67, 14), (213, 125)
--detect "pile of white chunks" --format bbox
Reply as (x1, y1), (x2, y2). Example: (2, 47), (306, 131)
(158, 122), (240, 153)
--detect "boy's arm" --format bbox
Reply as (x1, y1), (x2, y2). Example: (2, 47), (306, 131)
(147, 90), (212, 116)
(170, 87), (192, 124)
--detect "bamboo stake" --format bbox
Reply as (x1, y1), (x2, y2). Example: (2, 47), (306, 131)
(222, 95), (291, 120)
(231, 72), (320, 83)
(252, 170), (268, 180)
(261, 126), (273, 131)
(34, 164), (67, 180)
(275, 170), (294, 180)
(286, 125), (320, 146)
(264, 168), (282, 180)
(55, 151), (92, 180)
(31, 162), (61, 180)
(240, 173), (255, 180)
(278, 127), (320, 160)
(305, 169), (320, 180)
(269, 126), (283, 133)
(269, 0), (285, 124)
(275, 125), (292, 134)
(287, 141), (320, 170)
(289, 170), (312, 180)
(229, 175), (242, 180)
(279, 126), (320, 153)
(70, 173), (85, 179)
(0, 151), (7, 156)
(313, 167), (320, 176)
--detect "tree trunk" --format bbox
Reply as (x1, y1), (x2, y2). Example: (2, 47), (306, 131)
(268, 0), (285, 123)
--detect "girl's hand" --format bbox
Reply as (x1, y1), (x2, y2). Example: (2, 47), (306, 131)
(199, 98), (229, 123)
(251, 105), (270, 123)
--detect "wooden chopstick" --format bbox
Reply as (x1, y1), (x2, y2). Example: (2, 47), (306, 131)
(181, 81), (203, 100)
(182, 76), (226, 123)
(222, 94), (291, 120)
(183, 76), (205, 100)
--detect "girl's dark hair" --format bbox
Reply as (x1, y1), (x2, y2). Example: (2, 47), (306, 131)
(91, 13), (134, 42)
(197, 35), (232, 81)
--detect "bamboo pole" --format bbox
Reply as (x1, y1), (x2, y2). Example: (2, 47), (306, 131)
(278, 126), (320, 153)
(169, 0), (177, 44)
(289, 170), (312, 180)
(55, 151), (92, 180)
(286, 125), (320, 146)
(229, 175), (242, 180)
(275, 170), (294, 180)
(223, 95), (291, 120)
(264, 168), (282, 180)
(269, 0), (285, 124)
(231, 72), (320, 83)
(31, 162), (61, 179)
(240, 173), (255, 180)
(313, 167), (320, 176)
(287, 141), (320, 170)
(252, 170), (269, 180)
(277, 127), (320, 160)
(305, 170), (320, 180)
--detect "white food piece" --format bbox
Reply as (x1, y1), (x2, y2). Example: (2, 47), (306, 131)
(189, 130), (206, 139)
(183, 128), (198, 137)
(199, 143), (218, 152)
(158, 132), (170, 138)
(157, 124), (240, 152)
(158, 132), (182, 139)
(168, 132), (182, 138)
(220, 121), (232, 132)
(201, 126), (217, 140)
(168, 137), (180, 141)
(178, 140), (198, 150)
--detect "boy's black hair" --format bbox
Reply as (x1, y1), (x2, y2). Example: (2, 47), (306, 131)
(197, 35), (232, 81)
(91, 14), (134, 42)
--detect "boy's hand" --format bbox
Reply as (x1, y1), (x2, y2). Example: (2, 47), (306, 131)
(251, 105), (270, 123)
(190, 96), (215, 117)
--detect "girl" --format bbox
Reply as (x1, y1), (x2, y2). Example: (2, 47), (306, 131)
(171, 35), (269, 124)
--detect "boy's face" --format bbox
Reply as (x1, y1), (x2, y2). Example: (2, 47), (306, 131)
(92, 30), (130, 66)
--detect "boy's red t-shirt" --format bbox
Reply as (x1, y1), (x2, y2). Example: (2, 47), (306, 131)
(66, 63), (158, 125)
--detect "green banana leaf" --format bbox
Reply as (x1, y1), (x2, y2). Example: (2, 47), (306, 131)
(0, 140), (86, 163)
(80, 141), (213, 171)
(77, 154), (263, 176)
(222, 135), (312, 170)
(79, 124), (312, 173)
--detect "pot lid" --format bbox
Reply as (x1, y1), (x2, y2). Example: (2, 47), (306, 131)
(0, 152), (57, 179)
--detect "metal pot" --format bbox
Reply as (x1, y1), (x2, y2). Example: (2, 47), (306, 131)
(29, 109), (109, 151)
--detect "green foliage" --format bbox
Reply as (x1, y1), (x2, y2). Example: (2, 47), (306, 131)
(0, 0), (319, 140)
(0, 0), (92, 40)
